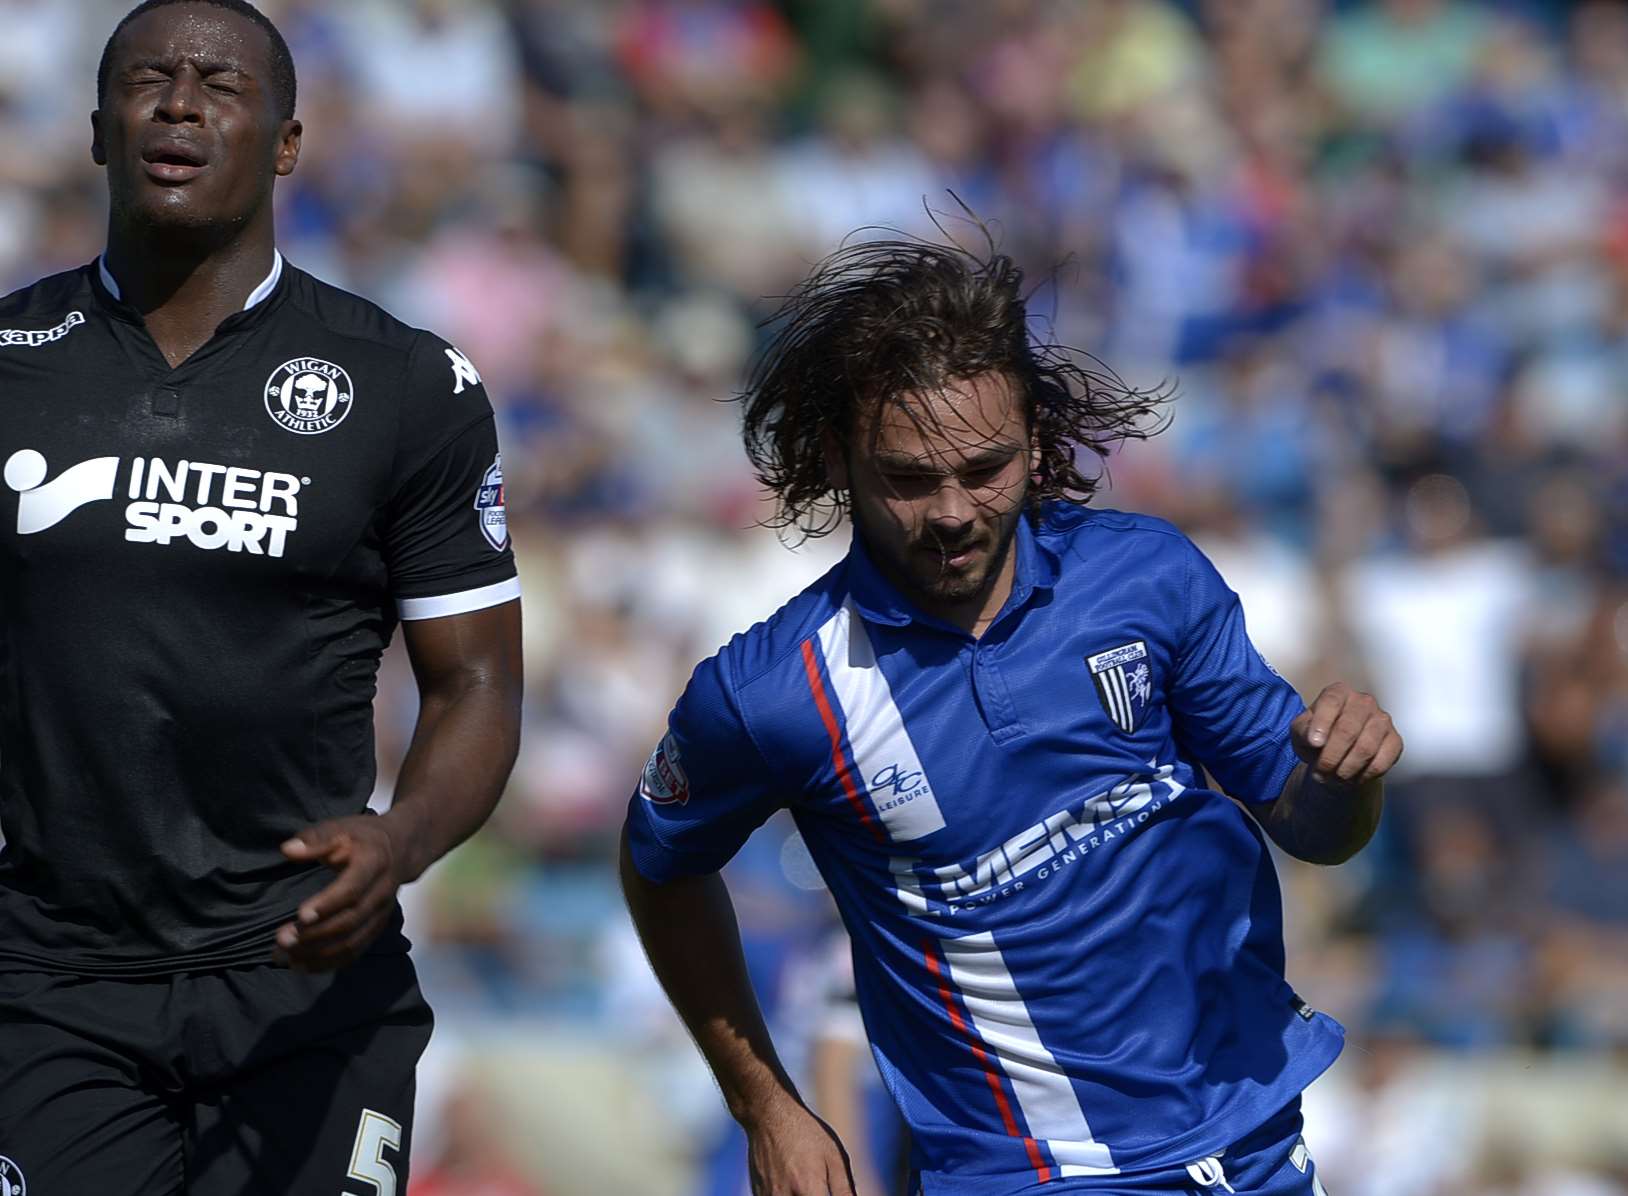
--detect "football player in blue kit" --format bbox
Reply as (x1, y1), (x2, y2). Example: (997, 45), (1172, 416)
(621, 239), (1402, 1196)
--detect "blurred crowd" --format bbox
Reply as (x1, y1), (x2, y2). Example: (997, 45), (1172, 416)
(5, 0), (1627, 1192)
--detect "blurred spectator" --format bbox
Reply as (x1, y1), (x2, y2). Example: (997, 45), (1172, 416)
(1320, 0), (1492, 125)
(1338, 474), (1534, 807)
(408, 1081), (549, 1196)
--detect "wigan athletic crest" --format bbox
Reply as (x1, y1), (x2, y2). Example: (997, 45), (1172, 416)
(0, 1155), (25, 1196)
(474, 453), (508, 550)
(264, 357), (354, 435)
(1087, 640), (1151, 734)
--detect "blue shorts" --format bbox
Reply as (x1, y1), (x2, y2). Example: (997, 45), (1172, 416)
(917, 1099), (1330, 1196)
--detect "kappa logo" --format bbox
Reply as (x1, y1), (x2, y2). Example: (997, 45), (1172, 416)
(446, 346), (482, 395)
(264, 357), (354, 435)
(1087, 640), (1151, 734)
(0, 1155), (23, 1196)
(474, 454), (507, 550)
(5, 450), (305, 556)
(0, 310), (84, 348)
(640, 732), (690, 805)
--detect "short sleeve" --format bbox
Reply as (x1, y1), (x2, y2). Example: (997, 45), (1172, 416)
(623, 652), (786, 883)
(384, 334), (519, 620)
(1167, 540), (1306, 803)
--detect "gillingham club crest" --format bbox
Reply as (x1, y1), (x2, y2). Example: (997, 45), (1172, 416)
(1087, 640), (1152, 734)
(0, 1155), (24, 1196)
(474, 454), (508, 551)
(264, 357), (354, 435)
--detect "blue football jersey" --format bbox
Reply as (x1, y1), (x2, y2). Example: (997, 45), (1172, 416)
(624, 504), (1343, 1194)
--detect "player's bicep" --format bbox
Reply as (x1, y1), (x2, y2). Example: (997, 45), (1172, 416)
(1168, 544), (1304, 802)
(624, 656), (786, 883)
(400, 600), (523, 701)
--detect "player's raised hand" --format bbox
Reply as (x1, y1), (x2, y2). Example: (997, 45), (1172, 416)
(274, 815), (408, 972)
(1290, 682), (1403, 788)
(744, 1098), (859, 1196)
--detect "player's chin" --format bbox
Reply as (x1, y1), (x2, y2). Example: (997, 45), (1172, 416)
(127, 186), (232, 230)
(918, 567), (989, 603)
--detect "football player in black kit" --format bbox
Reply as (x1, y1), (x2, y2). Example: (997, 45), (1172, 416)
(0, 2), (523, 1193)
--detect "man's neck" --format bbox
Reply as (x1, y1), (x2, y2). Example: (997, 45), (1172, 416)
(102, 221), (279, 367)
(940, 549), (1017, 640)
(879, 536), (1019, 639)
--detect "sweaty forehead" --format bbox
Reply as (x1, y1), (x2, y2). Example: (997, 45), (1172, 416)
(112, 5), (269, 73)
(865, 373), (1028, 463)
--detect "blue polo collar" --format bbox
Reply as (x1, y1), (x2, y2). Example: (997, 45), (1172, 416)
(845, 511), (1062, 632)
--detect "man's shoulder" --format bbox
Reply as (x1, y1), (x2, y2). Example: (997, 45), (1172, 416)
(280, 265), (452, 362)
(0, 265), (94, 322)
(692, 558), (853, 702)
(1039, 503), (1198, 570)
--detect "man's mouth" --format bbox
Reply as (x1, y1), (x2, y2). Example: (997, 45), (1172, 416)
(141, 142), (210, 184)
(920, 540), (983, 569)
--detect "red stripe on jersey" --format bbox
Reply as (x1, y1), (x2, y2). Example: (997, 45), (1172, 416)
(801, 638), (884, 841)
(923, 939), (1052, 1184)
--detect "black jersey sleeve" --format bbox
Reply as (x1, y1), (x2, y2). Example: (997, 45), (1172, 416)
(383, 334), (519, 620)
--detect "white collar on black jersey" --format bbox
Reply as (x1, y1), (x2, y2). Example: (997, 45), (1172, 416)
(97, 250), (285, 311)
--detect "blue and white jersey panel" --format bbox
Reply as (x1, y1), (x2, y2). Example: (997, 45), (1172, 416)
(624, 505), (1345, 1194)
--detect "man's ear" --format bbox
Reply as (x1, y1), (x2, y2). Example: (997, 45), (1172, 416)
(274, 119), (302, 177)
(822, 429), (850, 491)
(91, 110), (107, 166)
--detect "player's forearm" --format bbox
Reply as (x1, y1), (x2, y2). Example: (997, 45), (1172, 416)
(1261, 763), (1383, 866)
(618, 829), (804, 1126)
(382, 680), (520, 883)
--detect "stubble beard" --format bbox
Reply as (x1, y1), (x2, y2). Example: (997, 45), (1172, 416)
(904, 515), (1020, 606)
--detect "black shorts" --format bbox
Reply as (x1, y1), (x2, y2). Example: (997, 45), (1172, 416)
(0, 953), (433, 1195)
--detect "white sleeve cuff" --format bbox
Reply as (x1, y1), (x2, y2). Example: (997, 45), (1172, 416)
(397, 575), (521, 621)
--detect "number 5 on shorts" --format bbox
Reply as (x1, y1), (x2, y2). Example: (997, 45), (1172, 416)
(346, 1108), (403, 1196)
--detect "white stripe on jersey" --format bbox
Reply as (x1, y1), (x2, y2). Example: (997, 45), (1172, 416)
(940, 931), (1119, 1176)
(1117, 668), (1135, 727)
(397, 575), (520, 620)
(815, 601), (946, 841)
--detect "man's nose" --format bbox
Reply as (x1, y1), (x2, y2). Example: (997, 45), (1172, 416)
(925, 479), (977, 531)
(154, 69), (205, 124)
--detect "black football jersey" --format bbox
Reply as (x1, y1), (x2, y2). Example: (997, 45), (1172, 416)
(0, 255), (519, 975)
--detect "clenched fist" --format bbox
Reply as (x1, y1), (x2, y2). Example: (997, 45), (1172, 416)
(1290, 682), (1403, 788)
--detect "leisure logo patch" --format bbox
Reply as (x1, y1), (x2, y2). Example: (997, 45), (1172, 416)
(0, 1154), (24, 1196)
(264, 356), (354, 435)
(0, 310), (83, 348)
(639, 731), (690, 805)
(1087, 640), (1151, 734)
(474, 453), (508, 550)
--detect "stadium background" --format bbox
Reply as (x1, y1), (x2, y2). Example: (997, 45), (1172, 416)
(4, 0), (1627, 1192)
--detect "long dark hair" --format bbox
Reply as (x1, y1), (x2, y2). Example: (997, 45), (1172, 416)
(739, 231), (1172, 539)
